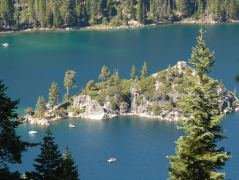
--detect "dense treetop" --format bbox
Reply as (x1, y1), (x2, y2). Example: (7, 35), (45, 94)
(1, 0), (239, 31)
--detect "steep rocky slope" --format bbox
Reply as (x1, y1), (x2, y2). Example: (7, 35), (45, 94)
(67, 61), (239, 121)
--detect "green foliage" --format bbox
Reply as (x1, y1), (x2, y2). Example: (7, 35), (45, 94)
(60, 148), (79, 180)
(136, 76), (156, 101)
(48, 81), (59, 109)
(84, 68), (132, 107)
(168, 32), (230, 180)
(1, 0), (239, 30)
(137, 0), (146, 24)
(169, 76), (230, 180)
(64, 70), (76, 98)
(34, 96), (47, 118)
(176, 0), (191, 17)
(131, 65), (137, 80)
(32, 129), (62, 179)
(68, 106), (85, 116)
(141, 61), (148, 78)
(86, 80), (97, 90)
(0, 0), (14, 26)
(150, 103), (161, 115)
(98, 65), (110, 82)
(190, 29), (215, 78)
(162, 100), (174, 111)
(0, 81), (31, 178)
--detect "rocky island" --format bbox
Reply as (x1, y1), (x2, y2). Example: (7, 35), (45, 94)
(24, 61), (239, 126)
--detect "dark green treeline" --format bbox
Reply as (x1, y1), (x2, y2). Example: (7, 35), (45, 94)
(1, 0), (239, 30)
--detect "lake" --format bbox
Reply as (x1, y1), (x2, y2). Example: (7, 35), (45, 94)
(1, 24), (239, 179)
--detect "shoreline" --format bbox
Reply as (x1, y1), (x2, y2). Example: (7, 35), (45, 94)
(1, 20), (239, 35)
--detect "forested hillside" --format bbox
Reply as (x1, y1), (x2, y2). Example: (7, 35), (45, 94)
(1, 0), (239, 31)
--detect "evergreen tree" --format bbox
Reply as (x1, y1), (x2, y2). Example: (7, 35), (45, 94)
(1, 0), (239, 31)
(141, 61), (148, 78)
(35, 96), (47, 118)
(46, 3), (54, 28)
(131, 65), (137, 80)
(64, 70), (76, 99)
(53, 0), (62, 28)
(61, 0), (76, 27)
(226, 0), (238, 19)
(0, 0), (14, 26)
(108, 70), (121, 87)
(48, 81), (59, 109)
(28, 0), (36, 25)
(39, 0), (47, 27)
(195, 0), (204, 19)
(137, 0), (145, 24)
(30, 129), (62, 179)
(59, 148), (79, 180)
(0, 81), (30, 179)
(129, 0), (136, 19)
(98, 65), (110, 81)
(176, 0), (191, 17)
(168, 29), (230, 180)
(190, 29), (215, 78)
(107, 0), (114, 19)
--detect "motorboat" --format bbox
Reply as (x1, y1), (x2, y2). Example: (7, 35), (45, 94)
(2, 43), (9, 48)
(28, 130), (38, 134)
(69, 123), (76, 128)
(107, 157), (117, 163)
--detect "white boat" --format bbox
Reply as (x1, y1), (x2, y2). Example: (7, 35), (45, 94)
(2, 43), (9, 48)
(28, 130), (38, 134)
(107, 157), (117, 163)
(69, 123), (75, 128)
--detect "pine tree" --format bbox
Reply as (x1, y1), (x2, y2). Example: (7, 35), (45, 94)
(61, 0), (76, 27)
(141, 61), (148, 78)
(46, 2), (54, 28)
(0, 0), (14, 26)
(168, 29), (230, 180)
(226, 0), (238, 19)
(48, 81), (59, 109)
(176, 0), (191, 17)
(28, 0), (36, 25)
(39, 0), (47, 27)
(75, 1), (82, 26)
(53, 0), (62, 28)
(137, 0), (145, 24)
(107, 70), (121, 87)
(0, 81), (30, 179)
(31, 129), (62, 179)
(131, 65), (137, 80)
(107, 0), (114, 19)
(190, 29), (215, 78)
(98, 65), (110, 81)
(35, 96), (47, 118)
(59, 148), (79, 180)
(64, 70), (76, 99)
(195, 0), (204, 19)
(130, 0), (136, 19)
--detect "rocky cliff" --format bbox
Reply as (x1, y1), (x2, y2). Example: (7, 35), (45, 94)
(66, 61), (239, 121)
(24, 61), (239, 125)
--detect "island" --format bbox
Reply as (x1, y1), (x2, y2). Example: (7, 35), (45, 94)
(23, 61), (239, 126)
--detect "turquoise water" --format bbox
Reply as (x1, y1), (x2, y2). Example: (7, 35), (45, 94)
(10, 114), (239, 180)
(1, 24), (239, 108)
(1, 24), (239, 179)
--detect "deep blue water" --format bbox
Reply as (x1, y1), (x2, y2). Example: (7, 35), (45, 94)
(1, 24), (239, 179)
